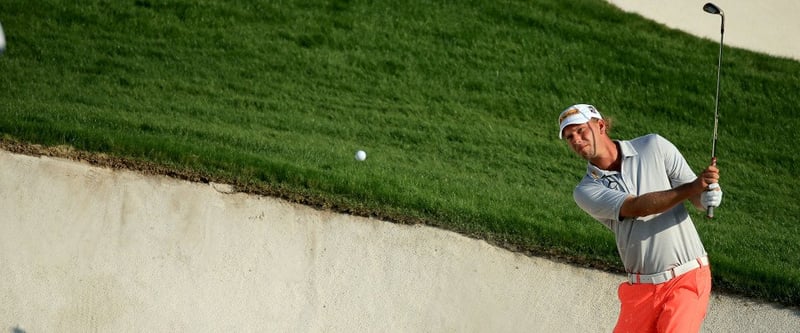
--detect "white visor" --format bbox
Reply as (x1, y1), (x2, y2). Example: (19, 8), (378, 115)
(558, 104), (603, 139)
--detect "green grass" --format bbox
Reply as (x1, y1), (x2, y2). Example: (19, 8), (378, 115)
(1, 0), (799, 305)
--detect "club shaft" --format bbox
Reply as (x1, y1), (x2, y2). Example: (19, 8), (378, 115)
(711, 30), (722, 159)
(706, 13), (724, 219)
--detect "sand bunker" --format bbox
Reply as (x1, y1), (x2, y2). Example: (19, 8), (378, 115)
(2, 151), (798, 332)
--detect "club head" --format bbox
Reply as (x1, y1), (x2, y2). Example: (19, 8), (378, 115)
(0, 22), (5, 55)
(703, 3), (723, 16)
(703, 2), (725, 34)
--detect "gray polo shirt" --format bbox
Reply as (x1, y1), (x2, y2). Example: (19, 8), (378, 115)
(573, 134), (707, 275)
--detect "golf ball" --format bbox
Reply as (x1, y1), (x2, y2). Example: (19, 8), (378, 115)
(355, 150), (367, 161)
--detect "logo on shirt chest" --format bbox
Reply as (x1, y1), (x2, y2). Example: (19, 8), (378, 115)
(598, 175), (627, 193)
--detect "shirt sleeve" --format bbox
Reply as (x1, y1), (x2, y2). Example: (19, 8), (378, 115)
(573, 177), (630, 227)
(655, 135), (698, 187)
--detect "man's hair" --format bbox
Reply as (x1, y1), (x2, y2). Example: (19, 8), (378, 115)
(594, 117), (613, 134)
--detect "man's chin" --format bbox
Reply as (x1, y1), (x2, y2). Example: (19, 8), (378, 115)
(577, 148), (595, 160)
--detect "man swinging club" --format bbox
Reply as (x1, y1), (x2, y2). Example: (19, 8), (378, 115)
(558, 104), (723, 332)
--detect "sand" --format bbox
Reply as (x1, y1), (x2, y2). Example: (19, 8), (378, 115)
(2, 151), (798, 332)
(605, 0), (800, 62)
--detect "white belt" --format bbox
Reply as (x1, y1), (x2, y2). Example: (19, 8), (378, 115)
(628, 256), (709, 285)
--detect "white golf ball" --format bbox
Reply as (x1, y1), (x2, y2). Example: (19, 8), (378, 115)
(355, 150), (367, 161)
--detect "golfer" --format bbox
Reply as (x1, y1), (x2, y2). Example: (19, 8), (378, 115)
(557, 104), (723, 333)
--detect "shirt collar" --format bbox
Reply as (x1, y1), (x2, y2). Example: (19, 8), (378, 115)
(585, 140), (638, 179)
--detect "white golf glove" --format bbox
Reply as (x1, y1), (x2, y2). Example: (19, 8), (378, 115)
(701, 183), (723, 208)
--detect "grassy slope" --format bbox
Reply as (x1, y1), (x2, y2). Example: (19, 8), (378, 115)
(1, 0), (799, 305)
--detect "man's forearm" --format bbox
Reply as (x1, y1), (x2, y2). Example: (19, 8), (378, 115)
(620, 182), (702, 218)
(689, 193), (706, 211)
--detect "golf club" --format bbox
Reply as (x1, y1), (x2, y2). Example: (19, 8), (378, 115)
(0, 21), (6, 55)
(703, 2), (724, 218)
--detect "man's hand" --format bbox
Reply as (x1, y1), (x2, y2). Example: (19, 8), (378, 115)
(701, 183), (723, 208)
(698, 163), (720, 189)
(689, 161), (721, 212)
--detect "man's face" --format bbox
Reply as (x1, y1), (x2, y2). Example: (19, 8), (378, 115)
(561, 121), (598, 160)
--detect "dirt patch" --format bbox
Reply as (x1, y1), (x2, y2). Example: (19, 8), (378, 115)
(0, 139), (207, 182)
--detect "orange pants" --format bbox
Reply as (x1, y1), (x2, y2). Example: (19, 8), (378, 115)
(613, 265), (711, 333)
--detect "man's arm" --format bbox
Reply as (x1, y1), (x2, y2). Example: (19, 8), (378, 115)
(689, 192), (705, 211)
(619, 163), (719, 218)
(619, 181), (704, 218)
